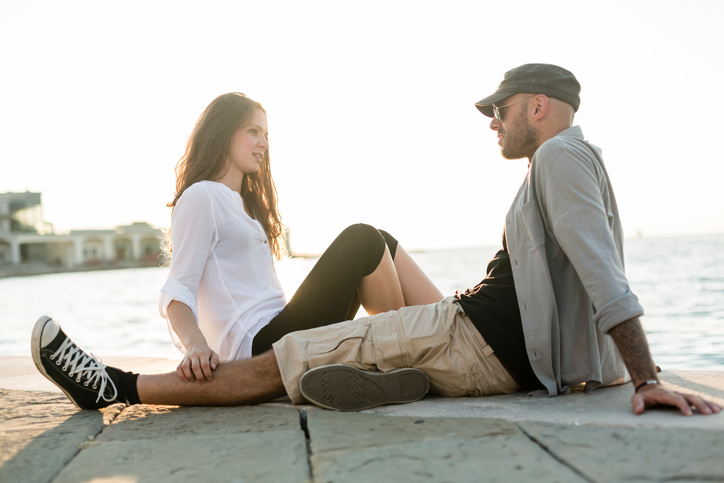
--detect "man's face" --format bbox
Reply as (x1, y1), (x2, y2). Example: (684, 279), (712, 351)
(490, 94), (538, 160)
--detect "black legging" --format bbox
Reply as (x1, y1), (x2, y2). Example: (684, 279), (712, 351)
(251, 223), (398, 355)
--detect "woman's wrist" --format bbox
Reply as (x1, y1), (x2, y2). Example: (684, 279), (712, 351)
(182, 333), (209, 351)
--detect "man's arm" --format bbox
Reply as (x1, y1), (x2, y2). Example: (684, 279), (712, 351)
(609, 317), (721, 416)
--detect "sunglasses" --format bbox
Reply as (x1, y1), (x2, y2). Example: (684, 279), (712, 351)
(492, 95), (537, 122)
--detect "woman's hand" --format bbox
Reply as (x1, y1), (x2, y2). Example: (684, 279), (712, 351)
(177, 342), (220, 382)
(167, 301), (219, 382)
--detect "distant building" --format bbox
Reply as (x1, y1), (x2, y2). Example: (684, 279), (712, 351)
(0, 191), (163, 276)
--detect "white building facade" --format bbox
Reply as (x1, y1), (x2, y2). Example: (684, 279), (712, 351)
(0, 192), (163, 275)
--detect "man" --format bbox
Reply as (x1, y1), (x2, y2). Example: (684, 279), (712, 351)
(33, 64), (720, 417)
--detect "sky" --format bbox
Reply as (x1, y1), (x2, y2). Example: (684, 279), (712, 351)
(1, 0), (723, 254)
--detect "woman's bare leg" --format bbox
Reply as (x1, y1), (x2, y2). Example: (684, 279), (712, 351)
(393, 245), (444, 306)
(358, 245), (405, 315)
(358, 244), (444, 314)
(136, 350), (286, 406)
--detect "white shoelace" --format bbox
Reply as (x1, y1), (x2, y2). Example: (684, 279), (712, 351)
(50, 338), (118, 404)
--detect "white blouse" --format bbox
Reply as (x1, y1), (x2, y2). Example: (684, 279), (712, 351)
(158, 181), (286, 361)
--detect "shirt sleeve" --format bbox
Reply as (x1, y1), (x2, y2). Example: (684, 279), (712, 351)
(534, 141), (643, 334)
(158, 185), (218, 327)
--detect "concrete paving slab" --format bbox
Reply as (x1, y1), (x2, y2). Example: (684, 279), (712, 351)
(518, 421), (724, 482)
(363, 370), (724, 430)
(0, 389), (123, 483)
(96, 405), (301, 442)
(305, 410), (519, 453)
(50, 404), (309, 482)
(53, 431), (310, 483)
(304, 411), (582, 483)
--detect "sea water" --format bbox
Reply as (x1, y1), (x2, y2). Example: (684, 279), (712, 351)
(1, 234), (722, 370)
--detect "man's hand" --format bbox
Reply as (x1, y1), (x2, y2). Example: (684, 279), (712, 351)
(609, 317), (721, 416)
(177, 342), (219, 383)
(632, 383), (722, 416)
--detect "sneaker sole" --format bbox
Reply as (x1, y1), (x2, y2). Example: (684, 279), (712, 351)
(31, 316), (83, 410)
(299, 364), (429, 411)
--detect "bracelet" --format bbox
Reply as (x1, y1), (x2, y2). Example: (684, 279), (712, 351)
(635, 380), (659, 392)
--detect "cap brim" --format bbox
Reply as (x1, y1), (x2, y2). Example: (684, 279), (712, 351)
(474, 91), (516, 117)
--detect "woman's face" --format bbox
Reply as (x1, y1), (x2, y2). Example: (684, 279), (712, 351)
(225, 108), (269, 177)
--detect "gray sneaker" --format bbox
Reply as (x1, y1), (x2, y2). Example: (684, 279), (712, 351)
(299, 364), (429, 411)
(31, 316), (120, 410)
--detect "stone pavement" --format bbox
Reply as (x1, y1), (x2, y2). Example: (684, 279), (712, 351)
(1, 356), (723, 483)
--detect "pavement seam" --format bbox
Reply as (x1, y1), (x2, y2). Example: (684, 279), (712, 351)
(299, 409), (314, 482)
(45, 404), (126, 483)
(515, 422), (596, 483)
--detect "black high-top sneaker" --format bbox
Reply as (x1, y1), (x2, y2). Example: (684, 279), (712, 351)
(299, 364), (429, 411)
(31, 316), (122, 410)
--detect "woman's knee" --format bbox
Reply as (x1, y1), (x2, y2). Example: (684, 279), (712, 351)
(337, 224), (386, 276)
(338, 224), (386, 251)
(339, 223), (377, 239)
(378, 229), (399, 259)
(339, 224), (399, 259)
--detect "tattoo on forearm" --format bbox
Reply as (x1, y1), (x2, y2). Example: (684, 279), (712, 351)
(609, 318), (658, 385)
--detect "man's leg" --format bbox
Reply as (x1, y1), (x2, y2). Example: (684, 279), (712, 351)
(32, 316), (285, 409)
(274, 296), (517, 410)
(137, 350), (285, 406)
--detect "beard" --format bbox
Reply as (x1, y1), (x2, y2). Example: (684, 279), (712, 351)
(500, 107), (539, 160)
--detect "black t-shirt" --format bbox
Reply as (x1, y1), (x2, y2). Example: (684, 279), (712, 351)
(455, 234), (538, 388)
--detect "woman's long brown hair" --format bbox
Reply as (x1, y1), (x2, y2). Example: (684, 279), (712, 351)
(168, 93), (285, 259)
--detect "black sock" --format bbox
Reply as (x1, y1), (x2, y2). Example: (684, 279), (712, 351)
(107, 366), (141, 405)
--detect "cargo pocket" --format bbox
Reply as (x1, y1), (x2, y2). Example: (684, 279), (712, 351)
(457, 358), (494, 397)
(306, 321), (374, 369)
(424, 358), (474, 398)
(467, 345), (496, 396)
(459, 360), (480, 397)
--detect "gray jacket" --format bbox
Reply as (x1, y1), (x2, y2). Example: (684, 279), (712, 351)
(505, 126), (644, 396)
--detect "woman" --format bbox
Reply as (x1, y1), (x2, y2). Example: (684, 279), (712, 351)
(160, 92), (443, 384)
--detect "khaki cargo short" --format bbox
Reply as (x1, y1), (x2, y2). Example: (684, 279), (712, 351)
(272, 296), (520, 404)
